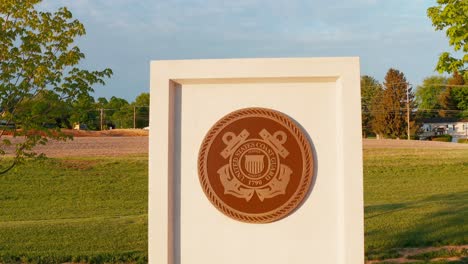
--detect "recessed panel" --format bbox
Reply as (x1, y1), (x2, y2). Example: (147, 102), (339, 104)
(179, 82), (339, 263)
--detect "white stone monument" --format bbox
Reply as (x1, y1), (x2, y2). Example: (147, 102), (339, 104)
(149, 58), (363, 264)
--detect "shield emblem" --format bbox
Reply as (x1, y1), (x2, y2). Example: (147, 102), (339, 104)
(244, 155), (264, 174)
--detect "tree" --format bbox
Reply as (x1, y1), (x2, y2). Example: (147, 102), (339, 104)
(438, 83), (458, 118)
(107, 96), (132, 128)
(415, 75), (448, 117)
(447, 71), (468, 117)
(96, 97), (109, 108)
(360, 76), (382, 137)
(17, 89), (72, 128)
(369, 89), (386, 138)
(415, 73), (467, 118)
(0, 0), (112, 173)
(372, 69), (415, 139)
(133, 92), (149, 128)
(427, 0), (468, 79)
(69, 94), (99, 130)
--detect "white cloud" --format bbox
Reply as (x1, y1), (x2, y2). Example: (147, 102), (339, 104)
(38, 0), (445, 100)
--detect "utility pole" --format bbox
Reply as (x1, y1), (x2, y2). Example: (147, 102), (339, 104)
(406, 83), (410, 140)
(100, 108), (104, 131)
(133, 106), (136, 129)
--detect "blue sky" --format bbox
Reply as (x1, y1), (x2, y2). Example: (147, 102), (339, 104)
(41, 0), (448, 101)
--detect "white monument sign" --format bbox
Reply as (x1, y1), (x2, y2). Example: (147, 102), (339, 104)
(149, 58), (363, 264)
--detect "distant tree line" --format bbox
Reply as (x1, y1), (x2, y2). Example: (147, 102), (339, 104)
(416, 72), (467, 118)
(361, 70), (467, 139)
(65, 92), (150, 130)
(3, 91), (150, 131)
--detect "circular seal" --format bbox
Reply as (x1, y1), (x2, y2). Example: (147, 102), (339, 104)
(198, 107), (314, 223)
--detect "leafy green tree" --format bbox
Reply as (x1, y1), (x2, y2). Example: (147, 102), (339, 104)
(447, 71), (468, 117)
(17, 90), (72, 128)
(372, 69), (415, 139)
(369, 89), (385, 138)
(427, 0), (468, 79)
(133, 92), (149, 128)
(69, 94), (99, 130)
(0, 0), (112, 173)
(438, 86), (458, 118)
(361, 76), (382, 137)
(96, 97), (109, 109)
(415, 73), (467, 118)
(107, 96), (132, 128)
(415, 76), (448, 117)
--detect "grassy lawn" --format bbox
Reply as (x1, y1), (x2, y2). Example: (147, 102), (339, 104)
(364, 148), (468, 261)
(0, 147), (467, 263)
(0, 156), (148, 263)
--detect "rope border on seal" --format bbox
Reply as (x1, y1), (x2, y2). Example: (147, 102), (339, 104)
(198, 107), (314, 223)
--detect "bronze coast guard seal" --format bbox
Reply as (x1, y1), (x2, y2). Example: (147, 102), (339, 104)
(198, 107), (314, 223)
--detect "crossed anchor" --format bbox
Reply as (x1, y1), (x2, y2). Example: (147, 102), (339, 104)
(217, 129), (292, 202)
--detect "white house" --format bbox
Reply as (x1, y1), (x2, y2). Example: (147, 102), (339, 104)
(420, 118), (468, 142)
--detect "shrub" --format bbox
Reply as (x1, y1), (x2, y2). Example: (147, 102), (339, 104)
(431, 135), (452, 142)
(458, 138), (468, 144)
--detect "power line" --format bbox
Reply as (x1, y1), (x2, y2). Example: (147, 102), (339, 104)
(361, 108), (466, 113)
(427, 84), (468, 88)
(361, 82), (468, 89)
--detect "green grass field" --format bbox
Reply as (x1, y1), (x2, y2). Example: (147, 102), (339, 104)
(364, 148), (468, 262)
(0, 156), (148, 263)
(0, 146), (467, 263)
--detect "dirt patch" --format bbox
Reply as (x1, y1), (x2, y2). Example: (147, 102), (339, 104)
(2, 136), (466, 158)
(363, 139), (468, 149)
(367, 245), (468, 263)
(2, 136), (148, 157)
(62, 129), (149, 137)
(1, 129), (149, 157)
(40, 137), (148, 157)
(0, 128), (148, 137)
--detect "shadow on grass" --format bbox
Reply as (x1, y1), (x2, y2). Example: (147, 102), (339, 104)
(366, 203), (409, 219)
(365, 191), (468, 257)
(397, 191), (467, 247)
